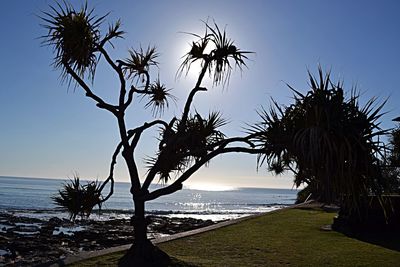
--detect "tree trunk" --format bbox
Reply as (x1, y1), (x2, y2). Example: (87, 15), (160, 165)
(133, 199), (147, 245)
(118, 199), (170, 266)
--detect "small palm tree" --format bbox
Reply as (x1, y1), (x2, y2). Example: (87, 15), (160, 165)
(52, 176), (102, 221)
(251, 68), (388, 211)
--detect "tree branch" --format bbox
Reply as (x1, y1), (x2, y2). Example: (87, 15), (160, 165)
(64, 64), (118, 114)
(179, 60), (210, 131)
(128, 119), (170, 149)
(97, 47), (127, 108)
(142, 146), (264, 201)
(98, 141), (123, 204)
(141, 134), (258, 192)
(124, 71), (151, 109)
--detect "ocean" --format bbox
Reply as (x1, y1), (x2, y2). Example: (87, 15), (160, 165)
(0, 176), (298, 221)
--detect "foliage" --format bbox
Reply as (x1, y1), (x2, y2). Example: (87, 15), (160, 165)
(251, 68), (388, 208)
(120, 46), (159, 80)
(178, 20), (252, 87)
(144, 78), (176, 117)
(52, 176), (103, 221)
(147, 111), (227, 182)
(388, 126), (400, 166)
(295, 185), (313, 204)
(381, 126), (400, 193)
(40, 1), (123, 83)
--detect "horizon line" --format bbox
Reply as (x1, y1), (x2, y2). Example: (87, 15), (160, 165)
(0, 175), (297, 191)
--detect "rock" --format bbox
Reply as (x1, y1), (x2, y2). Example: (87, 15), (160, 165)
(48, 217), (63, 226)
(0, 213), (216, 266)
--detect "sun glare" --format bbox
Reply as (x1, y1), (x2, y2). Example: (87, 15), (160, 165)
(178, 42), (204, 81)
(185, 183), (237, 191)
(185, 60), (203, 81)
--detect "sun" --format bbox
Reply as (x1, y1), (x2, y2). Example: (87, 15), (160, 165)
(177, 41), (209, 82)
(185, 60), (203, 81)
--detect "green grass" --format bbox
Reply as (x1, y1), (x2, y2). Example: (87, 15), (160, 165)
(70, 208), (400, 266)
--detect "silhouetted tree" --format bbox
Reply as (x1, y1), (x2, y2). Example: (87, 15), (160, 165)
(52, 176), (102, 221)
(250, 68), (388, 212)
(41, 2), (260, 265)
(380, 125), (400, 193)
(388, 125), (400, 166)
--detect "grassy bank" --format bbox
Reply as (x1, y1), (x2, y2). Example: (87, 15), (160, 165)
(71, 208), (400, 266)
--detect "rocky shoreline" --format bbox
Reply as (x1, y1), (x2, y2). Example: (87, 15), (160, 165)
(0, 212), (217, 266)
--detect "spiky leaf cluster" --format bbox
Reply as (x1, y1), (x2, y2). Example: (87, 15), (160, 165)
(120, 46), (159, 80)
(52, 177), (103, 221)
(148, 112), (227, 182)
(144, 79), (176, 117)
(41, 2), (124, 82)
(178, 21), (252, 87)
(251, 68), (387, 209)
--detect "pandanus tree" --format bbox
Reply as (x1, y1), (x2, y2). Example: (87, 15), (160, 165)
(380, 124), (400, 193)
(41, 2), (260, 265)
(52, 176), (102, 221)
(250, 68), (388, 212)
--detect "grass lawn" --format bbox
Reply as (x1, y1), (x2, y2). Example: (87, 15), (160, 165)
(70, 207), (400, 266)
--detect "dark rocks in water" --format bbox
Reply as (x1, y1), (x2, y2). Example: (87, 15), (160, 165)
(0, 212), (216, 266)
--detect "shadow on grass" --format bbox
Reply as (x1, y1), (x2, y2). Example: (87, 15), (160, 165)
(343, 231), (400, 253)
(170, 257), (199, 267)
(298, 204), (400, 253)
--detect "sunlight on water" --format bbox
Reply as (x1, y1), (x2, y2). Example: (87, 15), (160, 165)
(185, 183), (237, 191)
(0, 176), (297, 222)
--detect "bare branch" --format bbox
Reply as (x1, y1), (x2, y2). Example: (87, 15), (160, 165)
(98, 141), (123, 203)
(179, 60), (210, 131)
(97, 46), (127, 108)
(64, 63), (118, 114)
(128, 119), (170, 149)
(142, 146), (264, 201)
(124, 71), (151, 109)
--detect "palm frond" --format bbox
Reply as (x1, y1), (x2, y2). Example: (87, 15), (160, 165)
(120, 46), (159, 80)
(206, 21), (253, 87)
(52, 176), (103, 221)
(144, 78), (177, 117)
(147, 111), (227, 183)
(100, 19), (124, 48)
(40, 1), (106, 83)
(177, 19), (253, 87)
(177, 25), (211, 79)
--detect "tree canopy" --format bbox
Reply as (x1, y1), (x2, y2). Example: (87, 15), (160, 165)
(250, 68), (388, 210)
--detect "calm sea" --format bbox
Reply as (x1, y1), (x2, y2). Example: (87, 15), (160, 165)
(0, 176), (297, 221)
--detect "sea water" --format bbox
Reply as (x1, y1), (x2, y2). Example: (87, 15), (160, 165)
(0, 176), (298, 221)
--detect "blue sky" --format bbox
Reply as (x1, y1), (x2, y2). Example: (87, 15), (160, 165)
(0, 0), (399, 189)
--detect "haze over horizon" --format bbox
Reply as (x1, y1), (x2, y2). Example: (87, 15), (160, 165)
(0, 0), (399, 190)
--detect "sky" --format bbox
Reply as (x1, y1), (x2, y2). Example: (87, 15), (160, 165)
(0, 0), (399, 190)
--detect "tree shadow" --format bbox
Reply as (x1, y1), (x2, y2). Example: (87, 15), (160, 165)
(341, 231), (400, 252)
(169, 257), (199, 267)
